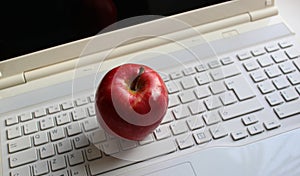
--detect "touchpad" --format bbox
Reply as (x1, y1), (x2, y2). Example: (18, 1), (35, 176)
(144, 162), (196, 176)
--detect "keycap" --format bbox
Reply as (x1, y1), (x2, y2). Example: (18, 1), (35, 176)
(170, 71), (183, 79)
(70, 165), (88, 176)
(247, 124), (264, 135)
(195, 72), (211, 85)
(180, 76), (197, 89)
(194, 86), (211, 99)
(19, 112), (33, 122)
(8, 136), (31, 154)
(264, 65), (282, 78)
(208, 60), (221, 68)
(75, 97), (89, 106)
(66, 122), (82, 136)
(242, 114), (258, 126)
(120, 139), (137, 150)
(209, 81), (227, 94)
(23, 121), (38, 135)
(219, 91), (237, 105)
(264, 121), (281, 130)
(50, 155), (67, 171)
(89, 129), (106, 144)
(195, 63), (208, 72)
(225, 75), (256, 100)
(33, 108), (47, 118)
(33, 161), (49, 176)
(272, 76), (290, 90)
(243, 60), (260, 71)
(57, 140), (73, 154)
(293, 58), (300, 71)
(72, 108), (87, 121)
(48, 104), (61, 114)
(274, 99), (300, 119)
(9, 148), (38, 168)
(61, 100), (74, 110)
(85, 145), (102, 161)
(210, 125), (228, 139)
(287, 72), (300, 85)
(193, 130), (212, 144)
(210, 64), (241, 80)
(168, 94), (180, 108)
(68, 151), (85, 166)
(204, 96), (222, 110)
(257, 55), (274, 67)
(279, 40), (293, 48)
(154, 125), (171, 140)
(82, 117), (99, 132)
(285, 47), (300, 59)
(5, 116), (18, 126)
(251, 48), (266, 56)
(265, 92), (284, 106)
(265, 44), (280, 52)
(220, 56), (234, 65)
(186, 115), (205, 130)
(231, 129), (248, 141)
(183, 67), (196, 76)
(6, 125), (22, 139)
(40, 116), (55, 130)
(10, 166), (31, 176)
(188, 101), (206, 115)
(50, 127), (66, 141)
(55, 112), (71, 125)
(172, 106), (190, 120)
(87, 106), (96, 116)
(178, 90), (196, 104)
(40, 144), (55, 159)
(138, 134), (154, 145)
(165, 81), (180, 94)
(176, 134), (194, 149)
(89, 139), (176, 175)
(219, 98), (264, 120)
(281, 87), (299, 101)
(170, 120), (189, 135)
(237, 51), (252, 60)
(203, 111), (221, 126)
(161, 111), (174, 124)
(33, 133), (49, 146)
(250, 70), (268, 82)
(279, 61), (296, 74)
(271, 51), (288, 63)
(257, 80), (276, 94)
(73, 134), (90, 149)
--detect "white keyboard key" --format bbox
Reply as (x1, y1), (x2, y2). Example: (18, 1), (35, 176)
(40, 144), (55, 159)
(208, 60), (221, 68)
(66, 122), (82, 136)
(10, 166), (31, 176)
(203, 111), (221, 125)
(170, 120), (188, 135)
(209, 81), (226, 94)
(154, 125), (171, 140)
(279, 40), (293, 48)
(168, 94), (180, 108)
(33, 133), (49, 146)
(204, 96), (222, 110)
(250, 70), (268, 82)
(220, 98), (264, 120)
(285, 47), (300, 59)
(33, 161), (49, 176)
(161, 111), (174, 124)
(178, 90), (196, 104)
(89, 129), (106, 144)
(264, 120), (281, 130)
(40, 116), (55, 130)
(33, 108), (47, 118)
(55, 112), (71, 125)
(231, 129), (248, 141)
(183, 67), (196, 76)
(264, 65), (282, 78)
(279, 61), (297, 74)
(193, 130), (212, 144)
(195, 72), (211, 85)
(72, 108), (87, 121)
(195, 63), (208, 72)
(265, 43), (280, 52)
(70, 165), (88, 176)
(19, 112), (33, 122)
(242, 114), (258, 126)
(165, 81), (180, 94)
(257, 80), (276, 94)
(188, 101), (206, 115)
(272, 76), (290, 90)
(220, 56), (234, 65)
(271, 51), (288, 63)
(293, 58), (300, 71)
(287, 72), (300, 85)
(85, 145), (102, 161)
(210, 125), (228, 139)
(49, 127), (66, 141)
(75, 97), (89, 106)
(138, 134), (154, 145)
(50, 155), (67, 171)
(172, 106), (190, 119)
(87, 105), (96, 116)
(9, 148), (38, 168)
(82, 117), (99, 131)
(248, 124), (264, 135)
(8, 136), (31, 153)
(170, 71), (183, 80)
(180, 77), (197, 89)
(219, 91), (237, 105)
(57, 140), (73, 154)
(186, 115), (205, 130)
(194, 86), (211, 99)
(281, 87), (299, 101)
(5, 116), (18, 126)
(243, 60), (260, 71)
(120, 139), (138, 150)
(7, 125), (22, 139)
(265, 92), (284, 106)
(225, 75), (256, 100)
(251, 48), (266, 56)
(68, 151), (84, 166)
(176, 134), (194, 149)
(159, 72), (170, 82)
(237, 51), (252, 60)
(73, 134), (90, 149)
(274, 99), (300, 119)
(88, 94), (95, 102)
(23, 120), (38, 135)
(102, 139), (120, 155)
(61, 100), (74, 110)
(257, 55), (274, 67)
(48, 104), (61, 114)
(89, 139), (176, 175)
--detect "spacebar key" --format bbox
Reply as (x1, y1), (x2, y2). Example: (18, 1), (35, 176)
(89, 139), (176, 175)
(219, 98), (264, 120)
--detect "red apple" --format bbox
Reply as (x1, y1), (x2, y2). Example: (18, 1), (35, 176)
(95, 63), (168, 141)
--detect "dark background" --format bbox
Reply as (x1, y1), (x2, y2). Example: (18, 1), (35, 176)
(0, 0), (228, 61)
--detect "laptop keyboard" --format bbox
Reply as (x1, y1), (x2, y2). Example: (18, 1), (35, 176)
(2, 38), (300, 176)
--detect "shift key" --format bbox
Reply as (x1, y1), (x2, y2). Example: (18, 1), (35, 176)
(225, 75), (256, 101)
(9, 148), (38, 168)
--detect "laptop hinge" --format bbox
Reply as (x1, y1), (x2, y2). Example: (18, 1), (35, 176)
(249, 6), (278, 21)
(0, 73), (26, 90)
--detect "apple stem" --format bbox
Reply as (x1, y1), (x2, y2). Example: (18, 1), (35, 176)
(131, 67), (144, 91)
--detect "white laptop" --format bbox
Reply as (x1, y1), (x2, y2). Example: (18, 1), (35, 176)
(1, 0), (300, 175)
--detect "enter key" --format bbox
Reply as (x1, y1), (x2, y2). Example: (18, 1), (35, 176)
(225, 75), (256, 101)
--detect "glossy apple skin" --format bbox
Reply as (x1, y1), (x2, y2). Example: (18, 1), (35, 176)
(95, 63), (168, 141)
